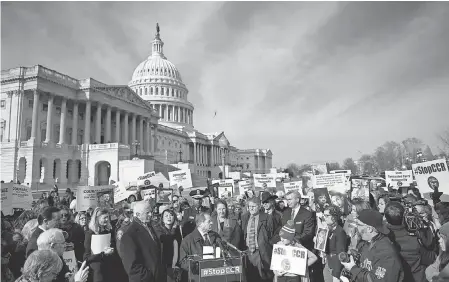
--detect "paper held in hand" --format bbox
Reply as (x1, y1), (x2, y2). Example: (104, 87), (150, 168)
(91, 234), (111, 254)
(270, 244), (307, 276)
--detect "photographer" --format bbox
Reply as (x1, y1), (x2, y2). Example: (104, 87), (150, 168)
(385, 202), (436, 282)
(341, 209), (404, 282)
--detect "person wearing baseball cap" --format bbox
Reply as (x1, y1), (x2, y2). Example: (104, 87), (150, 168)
(341, 209), (404, 282)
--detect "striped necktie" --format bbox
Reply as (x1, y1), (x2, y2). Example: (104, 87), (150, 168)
(248, 216), (256, 252)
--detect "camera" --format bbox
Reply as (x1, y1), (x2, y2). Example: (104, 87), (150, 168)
(339, 249), (361, 280)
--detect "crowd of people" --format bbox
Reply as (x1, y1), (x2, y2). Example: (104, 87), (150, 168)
(2, 181), (449, 282)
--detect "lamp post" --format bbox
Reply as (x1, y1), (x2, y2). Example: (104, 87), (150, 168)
(218, 136), (229, 180)
(132, 140), (140, 160)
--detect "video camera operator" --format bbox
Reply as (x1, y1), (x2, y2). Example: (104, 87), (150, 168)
(384, 201), (437, 282)
(341, 209), (404, 282)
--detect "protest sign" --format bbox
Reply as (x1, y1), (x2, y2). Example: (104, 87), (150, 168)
(270, 244), (307, 276)
(113, 182), (128, 203)
(238, 180), (253, 195)
(1, 184), (13, 215)
(312, 163), (328, 175)
(136, 171), (157, 186)
(169, 169), (193, 189)
(412, 159), (449, 194)
(283, 181), (303, 194)
(11, 184), (33, 210)
(315, 228), (329, 252)
(351, 179), (370, 201)
(156, 189), (173, 203)
(313, 174), (350, 193)
(63, 251), (77, 273)
(141, 188), (156, 200)
(212, 179), (234, 199)
(91, 233), (111, 254)
(253, 173), (276, 189)
(385, 170), (413, 188)
(76, 185), (115, 211)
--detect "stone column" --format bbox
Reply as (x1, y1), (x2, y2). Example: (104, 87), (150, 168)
(95, 103), (102, 143)
(153, 125), (158, 153)
(123, 112), (129, 145)
(177, 106), (181, 123)
(105, 106), (111, 142)
(30, 90), (40, 141)
(191, 111), (194, 125)
(44, 95), (54, 143)
(84, 101), (91, 144)
(193, 142), (197, 165)
(58, 98), (67, 144)
(165, 104), (169, 121)
(146, 120), (152, 155)
(131, 114), (137, 143)
(71, 102), (78, 145)
(139, 117), (144, 152)
(115, 110), (121, 143)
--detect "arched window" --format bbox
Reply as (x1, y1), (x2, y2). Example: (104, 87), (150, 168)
(150, 87), (154, 95)
(156, 88), (159, 95)
(171, 88), (174, 96)
(161, 87), (165, 96)
(145, 88), (147, 95)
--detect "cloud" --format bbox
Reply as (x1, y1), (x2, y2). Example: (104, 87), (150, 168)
(2, 2), (449, 167)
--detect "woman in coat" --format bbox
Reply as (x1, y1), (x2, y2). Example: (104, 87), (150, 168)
(60, 206), (85, 262)
(83, 208), (117, 282)
(211, 199), (243, 250)
(154, 208), (182, 282)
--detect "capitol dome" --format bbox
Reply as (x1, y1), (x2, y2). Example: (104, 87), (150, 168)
(129, 24), (194, 129)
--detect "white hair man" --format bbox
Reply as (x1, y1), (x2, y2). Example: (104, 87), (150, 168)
(117, 200), (166, 282)
(37, 228), (89, 282)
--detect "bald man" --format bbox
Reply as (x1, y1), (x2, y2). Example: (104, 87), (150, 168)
(117, 201), (166, 282)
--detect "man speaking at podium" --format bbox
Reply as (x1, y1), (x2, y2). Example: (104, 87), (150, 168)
(179, 212), (216, 270)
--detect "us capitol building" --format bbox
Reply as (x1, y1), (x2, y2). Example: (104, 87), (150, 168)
(0, 25), (273, 189)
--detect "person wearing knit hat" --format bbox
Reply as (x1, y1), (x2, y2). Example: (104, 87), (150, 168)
(274, 220), (318, 282)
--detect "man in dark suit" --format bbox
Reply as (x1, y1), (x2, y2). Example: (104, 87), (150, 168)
(26, 206), (61, 257)
(117, 200), (166, 282)
(241, 197), (275, 282)
(261, 191), (283, 232)
(273, 190), (316, 250)
(179, 212), (218, 272)
(180, 189), (209, 237)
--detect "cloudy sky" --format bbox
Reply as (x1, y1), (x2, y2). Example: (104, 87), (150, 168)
(2, 2), (449, 167)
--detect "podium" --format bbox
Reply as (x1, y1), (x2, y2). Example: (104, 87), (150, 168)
(188, 248), (245, 282)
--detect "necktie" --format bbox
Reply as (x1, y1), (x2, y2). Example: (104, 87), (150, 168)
(204, 234), (211, 246)
(248, 216), (256, 253)
(291, 208), (296, 220)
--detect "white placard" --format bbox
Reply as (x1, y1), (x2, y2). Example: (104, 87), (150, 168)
(136, 171), (157, 186)
(253, 173), (277, 188)
(313, 174), (350, 193)
(76, 186), (115, 212)
(169, 169), (193, 189)
(91, 234), (111, 255)
(270, 244), (307, 276)
(10, 184), (33, 210)
(238, 180), (253, 195)
(141, 188), (156, 200)
(412, 159), (449, 194)
(113, 182), (128, 204)
(63, 250), (77, 273)
(1, 184), (13, 215)
(385, 170), (413, 188)
(283, 181), (303, 193)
